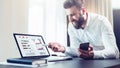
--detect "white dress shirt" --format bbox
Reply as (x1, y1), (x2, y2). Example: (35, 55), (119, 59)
(65, 13), (119, 59)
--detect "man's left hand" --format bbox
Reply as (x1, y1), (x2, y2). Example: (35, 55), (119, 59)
(78, 46), (94, 59)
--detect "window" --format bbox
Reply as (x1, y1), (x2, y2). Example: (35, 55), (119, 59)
(28, 0), (45, 35)
(28, 0), (67, 46)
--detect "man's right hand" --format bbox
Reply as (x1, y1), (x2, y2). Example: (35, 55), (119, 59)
(48, 42), (65, 52)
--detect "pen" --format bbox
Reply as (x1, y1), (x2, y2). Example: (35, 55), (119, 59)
(51, 54), (67, 57)
(51, 54), (57, 56)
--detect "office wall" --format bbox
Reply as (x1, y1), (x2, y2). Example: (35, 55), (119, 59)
(85, 0), (113, 25)
(0, 0), (28, 61)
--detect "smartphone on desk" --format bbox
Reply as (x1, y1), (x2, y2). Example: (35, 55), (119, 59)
(79, 42), (89, 50)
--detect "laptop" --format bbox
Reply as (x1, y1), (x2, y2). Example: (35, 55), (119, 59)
(8, 33), (72, 62)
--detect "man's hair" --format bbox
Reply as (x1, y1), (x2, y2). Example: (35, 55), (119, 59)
(63, 0), (83, 10)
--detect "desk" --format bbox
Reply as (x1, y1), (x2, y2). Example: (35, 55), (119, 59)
(0, 58), (120, 68)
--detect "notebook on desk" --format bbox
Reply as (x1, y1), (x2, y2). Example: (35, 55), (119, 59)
(7, 33), (72, 64)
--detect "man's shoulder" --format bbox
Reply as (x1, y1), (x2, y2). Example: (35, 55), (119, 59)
(88, 12), (107, 21)
(88, 13), (99, 18)
(88, 13), (106, 19)
(67, 23), (80, 35)
(68, 23), (75, 31)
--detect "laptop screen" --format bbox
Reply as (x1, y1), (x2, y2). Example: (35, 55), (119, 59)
(13, 33), (50, 58)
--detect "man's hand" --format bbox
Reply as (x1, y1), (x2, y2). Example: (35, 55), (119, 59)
(48, 42), (65, 52)
(78, 46), (94, 59)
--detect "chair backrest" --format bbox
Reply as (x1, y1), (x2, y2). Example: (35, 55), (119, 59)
(113, 9), (120, 51)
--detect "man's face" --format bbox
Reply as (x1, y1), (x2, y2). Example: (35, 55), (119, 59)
(66, 6), (85, 29)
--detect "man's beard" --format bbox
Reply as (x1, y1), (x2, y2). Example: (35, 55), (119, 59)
(72, 16), (85, 29)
